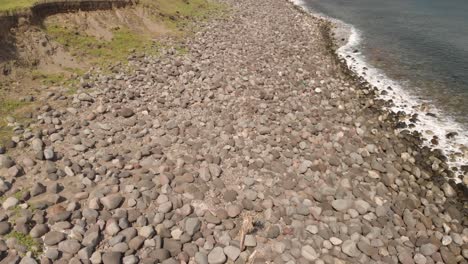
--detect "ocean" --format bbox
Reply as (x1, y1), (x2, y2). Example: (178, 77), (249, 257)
(293, 0), (468, 178)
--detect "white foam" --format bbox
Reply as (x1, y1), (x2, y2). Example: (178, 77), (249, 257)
(290, 0), (468, 180)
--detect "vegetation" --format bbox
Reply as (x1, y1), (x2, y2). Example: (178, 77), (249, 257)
(0, 0), (37, 12)
(141, 0), (227, 30)
(0, 0), (227, 146)
(44, 26), (158, 67)
(43, 0), (226, 67)
(5, 231), (43, 257)
(31, 68), (85, 96)
(0, 97), (31, 145)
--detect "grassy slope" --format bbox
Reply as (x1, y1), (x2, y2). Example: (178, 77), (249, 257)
(0, 0), (37, 12)
(0, 0), (225, 146)
(44, 0), (224, 67)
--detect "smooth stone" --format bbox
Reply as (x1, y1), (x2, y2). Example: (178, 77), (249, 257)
(208, 247), (226, 264)
(223, 245), (240, 261)
(102, 252), (122, 264)
(185, 217), (201, 236)
(101, 194), (124, 210)
(58, 239), (81, 254)
(342, 240), (360, 257)
(301, 245), (319, 261)
(331, 199), (353, 212)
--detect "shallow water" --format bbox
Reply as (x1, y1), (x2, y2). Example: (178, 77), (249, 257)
(303, 0), (468, 125)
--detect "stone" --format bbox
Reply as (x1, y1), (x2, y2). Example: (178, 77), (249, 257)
(226, 204), (241, 218)
(128, 236), (145, 250)
(139, 226), (155, 238)
(30, 183), (46, 197)
(302, 245), (318, 261)
(306, 225), (318, 234)
(398, 252), (415, 264)
(441, 183), (456, 198)
(101, 194), (123, 210)
(199, 166), (211, 181)
(208, 164), (222, 178)
(44, 231), (66, 245)
(0, 221), (11, 235)
(208, 247), (226, 264)
(30, 224), (49, 238)
(103, 252), (122, 264)
(244, 235), (256, 247)
(163, 238), (182, 256)
(90, 251), (102, 264)
(82, 232), (100, 247)
(0, 155), (14, 168)
(119, 108), (135, 118)
(342, 240), (360, 257)
(413, 253), (426, 264)
(31, 138), (44, 151)
(123, 255), (138, 264)
(354, 200), (371, 214)
(223, 190), (238, 202)
(331, 199), (353, 212)
(266, 225), (280, 238)
(58, 239), (81, 254)
(224, 245), (240, 261)
(185, 217), (201, 236)
(158, 201), (172, 213)
(19, 256), (37, 264)
(420, 243), (438, 256)
(43, 149), (55, 160)
(442, 235), (452, 246)
(195, 252), (208, 264)
(357, 241), (378, 256)
(329, 237), (342, 246)
(2, 197), (19, 210)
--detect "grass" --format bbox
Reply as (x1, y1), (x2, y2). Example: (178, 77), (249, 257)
(5, 231), (42, 257)
(141, 0), (226, 28)
(32, 68), (85, 95)
(151, 0), (227, 33)
(0, 0), (37, 12)
(44, 0), (226, 67)
(0, 97), (31, 145)
(0, 0), (227, 146)
(45, 26), (159, 67)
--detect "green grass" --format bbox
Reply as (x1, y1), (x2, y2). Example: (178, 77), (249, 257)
(13, 190), (26, 200)
(141, 0), (227, 30)
(32, 68), (84, 94)
(42, 0), (226, 68)
(45, 26), (159, 67)
(5, 231), (42, 257)
(0, 0), (37, 12)
(0, 98), (30, 145)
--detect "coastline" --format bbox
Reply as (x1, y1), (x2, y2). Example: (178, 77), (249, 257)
(290, 0), (468, 181)
(0, 0), (467, 262)
(286, 0), (468, 207)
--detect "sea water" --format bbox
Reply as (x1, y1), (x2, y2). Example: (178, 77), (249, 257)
(292, 0), (468, 178)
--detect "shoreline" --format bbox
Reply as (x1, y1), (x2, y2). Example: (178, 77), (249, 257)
(286, 0), (468, 207)
(0, 0), (467, 262)
(290, 0), (468, 181)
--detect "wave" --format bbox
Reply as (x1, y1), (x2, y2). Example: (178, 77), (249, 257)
(290, 0), (467, 181)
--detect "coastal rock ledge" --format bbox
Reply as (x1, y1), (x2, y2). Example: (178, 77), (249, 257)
(0, 0), (466, 263)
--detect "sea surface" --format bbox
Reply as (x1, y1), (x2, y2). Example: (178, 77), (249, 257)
(292, 0), (468, 178)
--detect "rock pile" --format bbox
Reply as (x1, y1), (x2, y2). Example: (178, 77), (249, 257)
(0, 0), (466, 263)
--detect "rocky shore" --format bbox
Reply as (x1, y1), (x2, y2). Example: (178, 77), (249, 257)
(0, 0), (467, 263)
